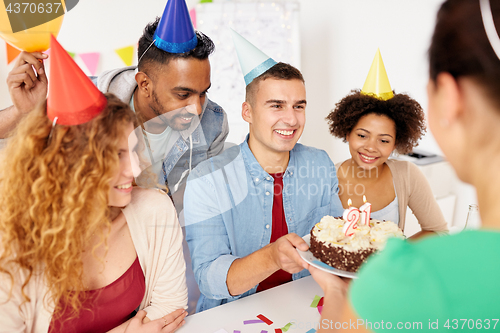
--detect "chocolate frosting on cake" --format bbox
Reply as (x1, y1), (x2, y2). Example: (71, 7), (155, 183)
(309, 215), (404, 273)
(310, 228), (376, 272)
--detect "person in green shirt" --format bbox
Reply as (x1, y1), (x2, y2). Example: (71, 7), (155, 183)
(308, 0), (500, 331)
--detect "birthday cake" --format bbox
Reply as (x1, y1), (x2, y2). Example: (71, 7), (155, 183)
(309, 216), (404, 272)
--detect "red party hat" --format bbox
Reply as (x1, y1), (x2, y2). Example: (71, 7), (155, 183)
(47, 35), (106, 126)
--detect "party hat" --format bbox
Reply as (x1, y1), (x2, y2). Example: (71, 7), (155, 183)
(230, 29), (277, 86)
(361, 48), (394, 100)
(47, 36), (107, 126)
(153, 0), (197, 54)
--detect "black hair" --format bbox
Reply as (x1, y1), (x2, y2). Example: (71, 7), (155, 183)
(326, 90), (426, 154)
(137, 17), (215, 73)
(429, 0), (500, 108)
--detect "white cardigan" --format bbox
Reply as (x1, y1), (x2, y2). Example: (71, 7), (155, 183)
(0, 188), (188, 332)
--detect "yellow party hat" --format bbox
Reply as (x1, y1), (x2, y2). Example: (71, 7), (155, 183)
(361, 48), (394, 100)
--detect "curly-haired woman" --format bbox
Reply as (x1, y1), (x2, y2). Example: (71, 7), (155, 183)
(0, 93), (188, 332)
(326, 89), (448, 238)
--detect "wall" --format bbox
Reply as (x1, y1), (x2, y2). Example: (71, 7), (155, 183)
(0, 0), (478, 227)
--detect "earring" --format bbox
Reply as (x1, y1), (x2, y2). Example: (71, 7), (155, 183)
(440, 119), (449, 127)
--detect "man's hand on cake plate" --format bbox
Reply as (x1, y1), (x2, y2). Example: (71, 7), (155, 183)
(270, 233), (310, 273)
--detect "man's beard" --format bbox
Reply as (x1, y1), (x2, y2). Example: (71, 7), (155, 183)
(150, 91), (194, 131)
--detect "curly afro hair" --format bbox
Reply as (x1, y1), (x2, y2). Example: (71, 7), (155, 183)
(326, 90), (426, 154)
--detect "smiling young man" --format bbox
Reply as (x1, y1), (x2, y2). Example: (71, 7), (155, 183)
(184, 32), (344, 312)
(96, 17), (228, 208)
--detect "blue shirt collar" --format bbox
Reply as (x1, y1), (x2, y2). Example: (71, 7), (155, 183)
(240, 135), (296, 186)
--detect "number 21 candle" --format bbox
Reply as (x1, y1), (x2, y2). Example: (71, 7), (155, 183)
(343, 199), (360, 237)
(359, 195), (372, 226)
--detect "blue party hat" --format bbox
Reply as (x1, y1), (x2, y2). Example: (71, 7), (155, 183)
(153, 0), (197, 54)
(230, 29), (277, 85)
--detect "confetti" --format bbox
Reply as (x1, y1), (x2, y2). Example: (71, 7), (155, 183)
(310, 295), (321, 308)
(244, 319), (264, 324)
(257, 314), (273, 325)
(281, 322), (293, 332)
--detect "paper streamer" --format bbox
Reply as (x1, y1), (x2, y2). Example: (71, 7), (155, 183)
(261, 331), (268, 333)
(115, 45), (134, 67)
(306, 329), (317, 333)
(6, 43), (21, 64)
(233, 331), (240, 333)
(257, 314), (273, 325)
(281, 322), (293, 332)
(274, 329), (282, 333)
(318, 297), (324, 307)
(79, 52), (100, 76)
(189, 8), (197, 29)
(310, 295), (321, 308)
(244, 319), (264, 324)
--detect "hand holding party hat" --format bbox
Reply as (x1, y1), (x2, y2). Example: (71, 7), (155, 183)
(47, 36), (107, 126)
(230, 29), (277, 86)
(361, 48), (394, 101)
(153, 0), (197, 54)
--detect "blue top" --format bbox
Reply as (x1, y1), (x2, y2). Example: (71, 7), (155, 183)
(370, 193), (399, 224)
(184, 137), (344, 312)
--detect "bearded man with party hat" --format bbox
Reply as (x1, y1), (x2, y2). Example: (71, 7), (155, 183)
(184, 30), (344, 312)
(94, 0), (228, 208)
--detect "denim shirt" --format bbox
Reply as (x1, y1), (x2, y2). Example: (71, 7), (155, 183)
(184, 138), (344, 312)
(162, 99), (228, 190)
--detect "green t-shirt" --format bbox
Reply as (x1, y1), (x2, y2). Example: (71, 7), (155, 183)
(350, 230), (500, 332)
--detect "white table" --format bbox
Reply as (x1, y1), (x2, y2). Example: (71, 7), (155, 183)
(177, 276), (324, 333)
